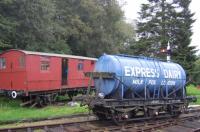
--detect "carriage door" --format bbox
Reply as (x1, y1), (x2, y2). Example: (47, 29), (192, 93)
(62, 58), (68, 85)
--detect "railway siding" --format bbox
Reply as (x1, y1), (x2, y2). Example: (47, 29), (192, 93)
(1, 107), (200, 132)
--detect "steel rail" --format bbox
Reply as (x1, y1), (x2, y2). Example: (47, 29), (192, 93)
(1, 107), (200, 132)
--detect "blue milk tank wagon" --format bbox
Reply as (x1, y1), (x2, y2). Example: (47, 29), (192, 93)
(83, 54), (196, 124)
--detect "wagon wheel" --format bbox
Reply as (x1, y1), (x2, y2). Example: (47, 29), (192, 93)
(111, 110), (126, 125)
(67, 91), (78, 100)
(52, 93), (58, 102)
(67, 91), (74, 100)
(111, 111), (121, 125)
(38, 100), (45, 107)
(35, 96), (46, 107)
(147, 108), (158, 118)
(169, 105), (181, 117)
(147, 108), (154, 117)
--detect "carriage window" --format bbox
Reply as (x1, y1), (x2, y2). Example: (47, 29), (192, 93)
(19, 56), (25, 68)
(0, 58), (6, 69)
(77, 63), (83, 71)
(41, 61), (50, 71)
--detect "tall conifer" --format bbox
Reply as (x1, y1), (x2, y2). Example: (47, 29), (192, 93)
(135, 0), (196, 75)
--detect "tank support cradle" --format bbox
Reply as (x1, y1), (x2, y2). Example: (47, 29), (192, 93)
(90, 97), (196, 125)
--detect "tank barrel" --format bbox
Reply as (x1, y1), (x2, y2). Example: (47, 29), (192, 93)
(94, 54), (186, 97)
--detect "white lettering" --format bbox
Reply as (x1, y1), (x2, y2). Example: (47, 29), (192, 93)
(133, 79), (143, 85)
(135, 67), (141, 76)
(161, 80), (166, 85)
(163, 69), (181, 79)
(141, 68), (146, 77)
(150, 69), (155, 77)
(130, 66), (136, 76)
(146, 68), (151, 77)
(124, 66), (131, 76)
(167, 81), (176, 85)
(148, 80), (156, 85)
(124, 66), (160, 78)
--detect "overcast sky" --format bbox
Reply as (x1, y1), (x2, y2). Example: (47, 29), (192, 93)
(122, 0), (200, 53)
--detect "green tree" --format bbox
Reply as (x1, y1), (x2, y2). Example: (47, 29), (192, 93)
(172, 0), (197, 75)
(55, 0), (93, 55)
(0, 0), (16, 50)
(55, 0), (135, 57)
(135, 0), (196, 75)
(0, 0), (135, 56)
(12, 0), (71, 53)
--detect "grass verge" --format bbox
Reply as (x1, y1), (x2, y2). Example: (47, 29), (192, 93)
(186, 84), (200, 105)
(0, 96), (88, 125)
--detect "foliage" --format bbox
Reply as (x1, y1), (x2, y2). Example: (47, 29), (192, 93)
(0, 0), (16, 49)
(134, 0), (196, 76)
(171, 0), (197, 76)
(54, 0), (135, 57)
(11, 0), (71, 53)
(0, 0), (135, 56)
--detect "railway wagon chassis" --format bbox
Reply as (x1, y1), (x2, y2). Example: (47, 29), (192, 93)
(1, 86), (95, 107)
(80, 72), (197, 124)
(88, 97), (195, 124)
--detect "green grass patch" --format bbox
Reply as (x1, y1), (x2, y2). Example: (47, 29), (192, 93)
(187, 84), (200, 96)
(186, 84), (200, 105)
(0, 96), (88, 125)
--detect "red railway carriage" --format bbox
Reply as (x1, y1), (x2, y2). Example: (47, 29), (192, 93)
(0, 49), (96, 105)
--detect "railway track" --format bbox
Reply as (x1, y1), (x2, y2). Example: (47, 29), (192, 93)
(1, 108), (200, 132)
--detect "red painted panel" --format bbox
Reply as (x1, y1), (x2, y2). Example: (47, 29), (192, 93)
(0, 72), (11, 89)
(26, 55), (61, 91)
(0, 50), (27, 91)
